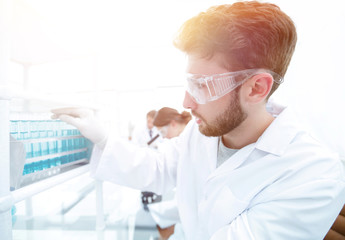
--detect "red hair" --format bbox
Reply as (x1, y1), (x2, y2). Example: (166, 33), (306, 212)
(174, 1), (297, 98)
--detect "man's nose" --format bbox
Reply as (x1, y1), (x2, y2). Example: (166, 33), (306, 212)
(183, 91), (198, 110)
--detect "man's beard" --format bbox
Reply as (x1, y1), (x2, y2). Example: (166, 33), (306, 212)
(196, 91), (247, 137)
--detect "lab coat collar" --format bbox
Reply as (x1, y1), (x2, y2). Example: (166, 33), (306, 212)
(255, 106), (302, 156)
(206, 105), (301, 182)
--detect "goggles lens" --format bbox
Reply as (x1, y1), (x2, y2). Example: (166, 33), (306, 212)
(186, 69), (283, 104)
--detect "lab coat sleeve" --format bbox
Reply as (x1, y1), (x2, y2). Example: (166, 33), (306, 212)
(89, 134), (181, 195)
(210, 177), (345, 240)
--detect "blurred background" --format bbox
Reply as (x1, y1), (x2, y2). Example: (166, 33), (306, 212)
(4, 0), (345, 160)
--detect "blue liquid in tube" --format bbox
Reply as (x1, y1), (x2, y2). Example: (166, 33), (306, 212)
(62, 139), (67, 152)
(41, 142), (48, 156)
(10, 120), (19, 139)
(55, 157), (61, 166)
(68, 153), (75, 163)
(57, 140), (62, 153)
(32, 142), (41, 157)
(25, 142), (32, 158)
(42, 160), (50, 170)
(61, 155), (68, 165)
(48, 141), (55, 154)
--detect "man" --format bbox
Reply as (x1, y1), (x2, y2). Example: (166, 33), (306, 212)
(52, 1), (345, 239)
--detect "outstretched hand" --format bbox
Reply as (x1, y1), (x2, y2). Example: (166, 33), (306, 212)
(51, 107), (108, 149)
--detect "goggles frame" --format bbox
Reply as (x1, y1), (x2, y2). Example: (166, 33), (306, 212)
(186, 69), (283, 104)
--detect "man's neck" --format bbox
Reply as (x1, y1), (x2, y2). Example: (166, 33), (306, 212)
(222, 111), (275, 149)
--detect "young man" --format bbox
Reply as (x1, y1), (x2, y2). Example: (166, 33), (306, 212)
(52, 1), (345, 239)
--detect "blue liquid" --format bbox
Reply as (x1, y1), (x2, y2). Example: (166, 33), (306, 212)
(62, 139), (67, 152)
(48, 158), (56, 167)
(80, 138), (85, 148)
(62, 129), (69, 137)
(41, 142), (48, 156)
(68, 138), (74, 151)
(32, 142), (41, 157)
(19, 120), (30, 140)
(25, 142), (32, 158)
(23, 163), (31, 175)
(18, 120), (90, 175)
(10, 121), (19, 139)
(61, 155), (68, 165)
(57, 140), (62, 153)
(31, 130), (39, 139)
(55, 157), (61, 166)
(11, 206), (17, 225)
(48, 141), (55, 154)
(68, 153), (75, 163)
(42, 160), (50, 170)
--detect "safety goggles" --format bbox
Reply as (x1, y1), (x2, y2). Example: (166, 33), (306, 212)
(186, 69), (283, 104)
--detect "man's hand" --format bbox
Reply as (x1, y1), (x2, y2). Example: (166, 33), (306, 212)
(51, 108), (108, 149)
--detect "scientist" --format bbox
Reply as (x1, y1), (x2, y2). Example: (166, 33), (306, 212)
(131, 110), (162, 148)
(154, 107), (192, 140)
(52, 1), (345, 239)
(149, 107), (192, 240)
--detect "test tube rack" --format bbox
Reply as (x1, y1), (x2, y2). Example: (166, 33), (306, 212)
(10, 118), (92, 188)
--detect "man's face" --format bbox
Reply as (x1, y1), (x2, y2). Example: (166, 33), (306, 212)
(183, 55), (247, 137)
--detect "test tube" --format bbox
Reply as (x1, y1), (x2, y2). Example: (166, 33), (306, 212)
(68, 153), (75, 163)
(26, 163), (34, 175)
(38, 121), (47, 138)
(11, 206), (17, 225)
(55, 157), (61, 166)
(47, 140), (55, 154)
(30, 121), (39, 138)
(46, 121), (54, 138)
(22, 164), (29, 175)
(74, 137), (80, 150)
(18, 120), (29, 140)
(32, 162), (39, 172)
(61, 155), (68, 165)
(62, 139), (67, 152)
(24, 142), (32, 159)
(10, 121), (19, 140)
(61, 122), (69, 136)
(48, 158), (55, 168)
(32, 141), (41, 157)
(68, 136), (74, 151)
(80, 138), (86, 148)
(42, 160), (50, 170)
(57, 139), (62, 153)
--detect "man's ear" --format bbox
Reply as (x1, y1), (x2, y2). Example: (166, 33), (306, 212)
(242, 73), (274, 103)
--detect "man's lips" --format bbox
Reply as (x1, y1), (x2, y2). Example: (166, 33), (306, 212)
(192, 111), (203, 124)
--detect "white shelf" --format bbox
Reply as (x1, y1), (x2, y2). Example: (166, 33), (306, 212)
(0, 85), (100, 112)
(0, 86), (105, 240)
(12, 164), (91, 204)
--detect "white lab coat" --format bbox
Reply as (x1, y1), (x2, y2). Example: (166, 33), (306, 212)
(90, 105), (345, 240)
(148, 188), (180, 229)
(131, 125), (162, 148)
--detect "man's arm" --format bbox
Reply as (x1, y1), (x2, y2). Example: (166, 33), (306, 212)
(210, 179), (345, 240)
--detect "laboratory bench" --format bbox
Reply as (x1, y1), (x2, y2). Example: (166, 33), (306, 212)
(11, 177), (161, 240)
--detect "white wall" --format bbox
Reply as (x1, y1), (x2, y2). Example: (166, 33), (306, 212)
(269, 0), (345, 159)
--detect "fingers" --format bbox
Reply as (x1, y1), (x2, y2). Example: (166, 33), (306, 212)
(51, 107), (93, 118)
(58, 114), (83, 129)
